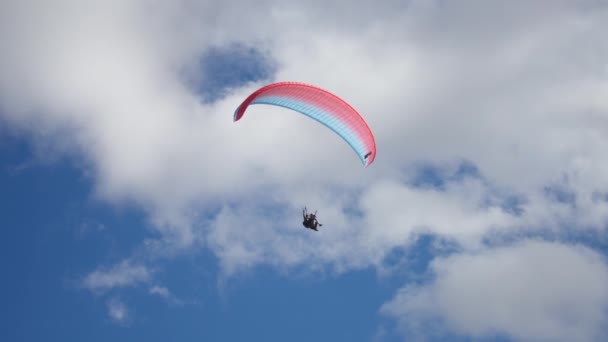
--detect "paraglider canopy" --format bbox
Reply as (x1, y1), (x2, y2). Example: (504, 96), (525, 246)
(234, 82), (376, 167)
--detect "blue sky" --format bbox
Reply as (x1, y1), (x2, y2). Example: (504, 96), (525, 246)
(2, 1), (608, 342)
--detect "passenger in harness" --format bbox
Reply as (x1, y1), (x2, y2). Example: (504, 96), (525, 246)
(302, 207), (323, 231)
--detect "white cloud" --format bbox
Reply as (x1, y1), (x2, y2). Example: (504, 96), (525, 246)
(107, 297), (130, 325)
(381, 240), (608, 342)
(82, 260), (151, 292)
(2, 4), (608, 339)
(149, 285), (171, 298)
(1, 0), (606, 241)
(3, 2), (608, 341)
(149, 285), (189, 306)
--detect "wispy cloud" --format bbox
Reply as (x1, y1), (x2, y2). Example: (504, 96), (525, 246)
(107, 297), (130, 325)
(82, 260), (151, 292)
(149, 285), (171, 298)
(148, 285), (190, 306)
(75, 219), (107, 239)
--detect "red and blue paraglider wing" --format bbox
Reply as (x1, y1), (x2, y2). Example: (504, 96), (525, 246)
(234, 82), (376, 167)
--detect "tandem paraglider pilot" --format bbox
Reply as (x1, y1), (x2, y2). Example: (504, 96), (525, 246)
(302, 207), (323, 231)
